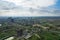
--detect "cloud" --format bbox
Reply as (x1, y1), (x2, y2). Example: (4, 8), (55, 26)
(0, 0), (16, 10)
(0, 8), (60, 17)
(4, 0), (57, 8)
(0, 0), (59, 17)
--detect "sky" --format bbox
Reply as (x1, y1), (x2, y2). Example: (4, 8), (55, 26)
(0, 0), (60, 17)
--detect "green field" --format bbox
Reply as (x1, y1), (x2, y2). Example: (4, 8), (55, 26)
(0, 17), (60, 40)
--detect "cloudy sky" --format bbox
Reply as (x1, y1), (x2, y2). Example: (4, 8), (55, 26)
(0, 0), (60, 17)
